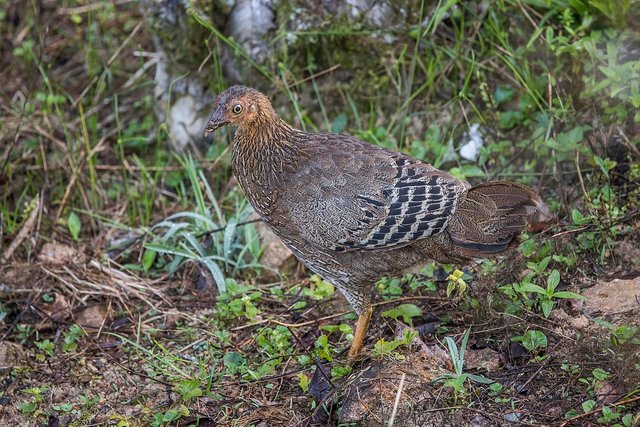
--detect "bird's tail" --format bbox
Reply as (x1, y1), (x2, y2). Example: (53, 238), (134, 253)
(447, 181), (542, 258)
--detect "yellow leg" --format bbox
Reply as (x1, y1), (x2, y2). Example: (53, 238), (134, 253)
(348, 305), (373, 360)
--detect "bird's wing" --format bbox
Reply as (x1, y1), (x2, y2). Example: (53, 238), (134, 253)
(282, 134), (469, 252)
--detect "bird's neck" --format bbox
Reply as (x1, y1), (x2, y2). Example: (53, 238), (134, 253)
(232, 117), (304, 215)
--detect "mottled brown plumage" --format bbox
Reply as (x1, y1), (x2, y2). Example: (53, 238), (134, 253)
(205, 86), (542, 358)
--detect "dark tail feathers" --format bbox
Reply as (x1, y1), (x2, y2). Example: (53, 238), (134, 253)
(447, 181), (541, 258)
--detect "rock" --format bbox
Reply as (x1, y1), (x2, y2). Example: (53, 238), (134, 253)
(139, 0), (213, 153)
(614, 241), (640, 268)
(138, 0), (430, 153)
(75, 305), (110, 330)
(569, 314), (590, 330)
(595, 380), (624, 404)
(227, 0), (275, 64)
(252, 213), (297, 278)
(40, 293), (71, 322)
(37, 242), (84, 265)
(0, 341), (25, 370)
(503, 412), (523, 423)
(465, 348), (501, 372)
(550, 308), (590, 331)
(471, 414), (495, 427)
(582, 277), (640, 316)
(162, 308), (181, 328)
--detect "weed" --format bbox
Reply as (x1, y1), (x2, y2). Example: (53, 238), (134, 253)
(173, 379), (203, 402)
(500, 257), (584, 317)
(594, 319), (640, 346)
(512, 330), (548, 353)
(436, 329), (493, 402)
(216, 279), (261, 321)
(151, 405), (189, 427)
(19, 386), (48, 416)
(62, 324), (85, 352)
(34, 339), (54, 361)
(381, 304), (423, 324)
(446, 269), (469, 298)
(372, 329), (418, 359)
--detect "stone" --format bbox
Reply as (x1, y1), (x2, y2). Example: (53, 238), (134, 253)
(0, 341), (25, 370)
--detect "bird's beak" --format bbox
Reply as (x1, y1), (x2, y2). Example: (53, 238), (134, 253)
(203, 108), (227, 138)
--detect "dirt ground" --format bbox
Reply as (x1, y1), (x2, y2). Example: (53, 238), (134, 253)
(1, 237), (639, 426)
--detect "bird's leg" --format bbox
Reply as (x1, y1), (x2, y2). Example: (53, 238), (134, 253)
(347, 303), (372, 360)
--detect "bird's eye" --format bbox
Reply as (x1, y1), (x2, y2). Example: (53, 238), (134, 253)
(232, 104), (243, 114)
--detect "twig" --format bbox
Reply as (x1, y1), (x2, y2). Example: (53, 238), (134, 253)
(388, 372), (406, 427)
(516, 346), (554, 393)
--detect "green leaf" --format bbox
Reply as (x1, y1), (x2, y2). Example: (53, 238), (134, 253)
(372, 330), (417, 357)
(296, 372), (310, 392)
(467, 373), (494, 384)
(498, 110), (523, 129)
(517, 282), (547, 295)
(142, 249), (157, 271)
(571, 209), (591, 225)
(68, 211), (81, 241)
(315, 334), (333, 362)
(331, 113), (348, 133)
(493, 85), (514, 104)
(381, 304), (422, 324)
(223, 351), (245, 370)
(174, 380), (202, 402)
(582, 399), (596, 413)
(622, 413), (633, 426)
(546, 269), (560, 293)
(512, 330), (547, 351)
(19, 402), (37, 414)
(331, 364), (352, 379)
(592, 368), (608, 381)
(556, 126), (585, 147)
(540, 299), (554, 318)
(552, 291), (585, 300)
(52, 403), (73, 412)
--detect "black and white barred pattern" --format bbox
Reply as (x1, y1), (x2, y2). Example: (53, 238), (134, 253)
(335, 155), (462, 252)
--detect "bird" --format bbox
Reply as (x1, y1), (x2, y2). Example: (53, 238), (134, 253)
(204, 85), (542, 360)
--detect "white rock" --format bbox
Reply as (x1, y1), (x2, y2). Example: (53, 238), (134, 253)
(459, 123), (484, 161)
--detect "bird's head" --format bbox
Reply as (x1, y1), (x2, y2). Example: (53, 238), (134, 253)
(204, 86), (275, 137)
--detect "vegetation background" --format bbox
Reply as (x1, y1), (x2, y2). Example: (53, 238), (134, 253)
(0, 0), (639, 425)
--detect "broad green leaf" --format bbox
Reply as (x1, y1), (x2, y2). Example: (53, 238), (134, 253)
(381, 304), (422, 324)
(467, 373), (494, 384)
(552, 291), (585, 300)
(512, 329), (547, 351)
(582, 399), (596, 413)
(517, 282), (547, 295)
(571, 209), (591, 225)
(540, 299), (554, 318)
